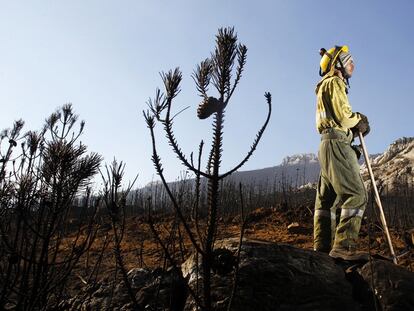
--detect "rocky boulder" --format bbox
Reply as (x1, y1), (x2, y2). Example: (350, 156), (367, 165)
(359, 260), (414, 310)
(58, 267), (185, 310)
(59, 238), (414, 311)
(182, 238), (414, 311)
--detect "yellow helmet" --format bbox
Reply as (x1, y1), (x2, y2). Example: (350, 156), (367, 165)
(319, 45), (349, 76)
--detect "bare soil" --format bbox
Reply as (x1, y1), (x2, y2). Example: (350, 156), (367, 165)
(65, 204), (414, 292)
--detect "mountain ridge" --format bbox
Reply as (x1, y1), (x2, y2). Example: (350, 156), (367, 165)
(362, 137), (414, 191)
(142, 137), (413, 192)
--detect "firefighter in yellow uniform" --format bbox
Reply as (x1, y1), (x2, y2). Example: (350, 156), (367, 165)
(314, 45), (370, 260)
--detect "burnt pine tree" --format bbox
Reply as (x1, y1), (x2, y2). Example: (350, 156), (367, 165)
(0, 105), (102, 310)
(144, 27), (272, 310)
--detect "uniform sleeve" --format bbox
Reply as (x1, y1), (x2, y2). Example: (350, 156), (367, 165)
(327, 78), (361, 129)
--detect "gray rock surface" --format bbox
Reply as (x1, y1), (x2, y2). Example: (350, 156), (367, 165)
(59, 238), (414, 311)
(183, 239), (360, 311)
(359, 260), (414, 311)
(58, 267), (185, 310)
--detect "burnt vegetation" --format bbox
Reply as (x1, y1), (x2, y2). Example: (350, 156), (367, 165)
(0, 105), (102, 309)
(143, 27), (271, 310)
(0, 28), (413, 311)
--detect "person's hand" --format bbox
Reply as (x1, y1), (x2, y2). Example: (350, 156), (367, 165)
(352, 112), (370, 136)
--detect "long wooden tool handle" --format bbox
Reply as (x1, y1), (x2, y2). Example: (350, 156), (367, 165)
(359, 132), (398, 264)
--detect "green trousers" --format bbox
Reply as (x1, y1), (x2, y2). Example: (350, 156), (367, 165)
(314, 129), (367, 252)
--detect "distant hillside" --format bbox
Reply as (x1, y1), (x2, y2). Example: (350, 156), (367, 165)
(224, 153), (319, 189)
(140, 137), (414, 193)
(227, 137), (414, 191)
(361, 137), (414, 192)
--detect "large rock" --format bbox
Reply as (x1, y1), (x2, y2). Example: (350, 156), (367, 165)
(58, 267), (185, 310)
(359, 260), (414, 310)
(182, 238), (414, 311)
(182, 239), (360, 311)
(58, 238), (414, 311)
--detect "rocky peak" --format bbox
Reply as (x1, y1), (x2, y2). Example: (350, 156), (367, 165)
(282, 153), (318, 166)
(362, 137), (414, 192)
(370, 137), (414, 166)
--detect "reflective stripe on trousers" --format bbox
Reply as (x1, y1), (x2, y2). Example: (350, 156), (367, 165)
(315, 208), (364, 220)
(314, 209), (336, 221)
(340, 208), (364, 219)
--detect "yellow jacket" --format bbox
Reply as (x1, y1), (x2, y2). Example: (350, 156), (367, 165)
(315, 72), (361, 134)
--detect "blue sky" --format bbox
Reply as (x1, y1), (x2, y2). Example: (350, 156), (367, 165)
(1, 1), (413, 187)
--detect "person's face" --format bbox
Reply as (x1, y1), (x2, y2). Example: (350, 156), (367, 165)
(345, 60), (355, 78)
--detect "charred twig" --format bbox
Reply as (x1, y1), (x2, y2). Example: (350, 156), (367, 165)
(144, 27), (272, 310)
(101, 160), (141, 310)
(227, 183), (248, 311)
